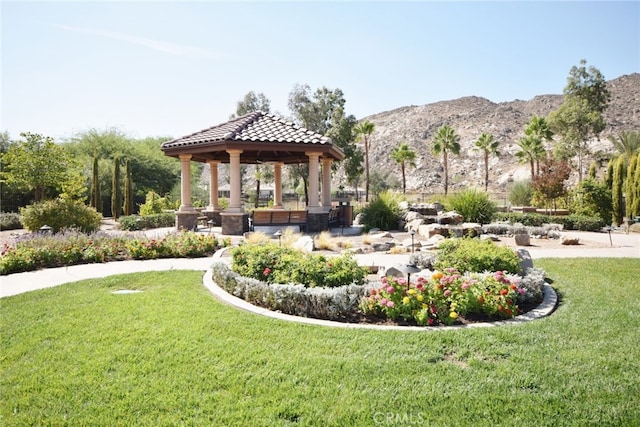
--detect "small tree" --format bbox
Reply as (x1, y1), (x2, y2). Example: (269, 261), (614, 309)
(432, 125), (461, 195)
(532, 157), (571, 212)
(391, 142), (417, 194)
(91, 156), (101, 213)
(611, 156), (625, 225)
(588, 161), (597, 179)
(124, 158), (133, 216)
(112, 157), (122, 219)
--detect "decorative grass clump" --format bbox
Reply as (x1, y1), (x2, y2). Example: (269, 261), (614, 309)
(361, 190), (404, 231)
(445, 188), (497, 224)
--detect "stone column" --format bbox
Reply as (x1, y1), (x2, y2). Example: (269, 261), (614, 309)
(206, 160), (221, 211)
(179, 154), (193, 212)
(321, 157), (333, 210)
(306, 152), (321, 212)
(227, 149), (243, 213)
(273, 162), (284, 209)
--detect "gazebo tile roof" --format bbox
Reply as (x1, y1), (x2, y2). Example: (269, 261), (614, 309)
(162, 111), (331, 149)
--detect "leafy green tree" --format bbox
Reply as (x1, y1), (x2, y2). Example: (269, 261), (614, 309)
(287, 84), (356, 203)
(432, 125), (461, 195)
(473, 132), (500, 191)
(548, 59), (611, 182)
(612, 156), (625, 225)
(344, 146), (364, 201)
(230, 91), (271, 118)
(354, 120), (375, 202)
(604, 158), (615, 188)
(1, 132), (74, 202)
(571, 178), (612, 224)
(391, 142), (417, 194)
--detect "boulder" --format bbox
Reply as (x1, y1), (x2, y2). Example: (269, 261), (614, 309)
(437, 211), (464, 225)
(405, 218), (424, 232)
(402, 238), (422, 249)
(372, 242), (394, 252)
(404, 211), (424, 222)
(561, 237), (580, 245)
(419, 223), (448, 238)
(517, 248), (534, 272)
(380, 265), (405, 278)
(514, 233), (531, 246)
(293, 236), (315, 253)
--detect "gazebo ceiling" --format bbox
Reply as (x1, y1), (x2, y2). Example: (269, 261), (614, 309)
(161, 111), (345, 164)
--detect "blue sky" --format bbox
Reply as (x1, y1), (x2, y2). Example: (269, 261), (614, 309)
(2, 1), (639, 141)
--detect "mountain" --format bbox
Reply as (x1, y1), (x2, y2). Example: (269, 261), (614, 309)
(353, 73), (640, 196)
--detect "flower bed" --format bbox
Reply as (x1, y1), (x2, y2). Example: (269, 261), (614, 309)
(1, 230), (230, 275)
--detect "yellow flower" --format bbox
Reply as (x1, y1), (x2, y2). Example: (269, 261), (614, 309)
(450, 302), (458, 310)
(417, 295), (423, 302)
(449, 311), (458, 319)
(408, 289), (416, 295)
(403, 297), (410, 305)
(421, 303), (427, 309)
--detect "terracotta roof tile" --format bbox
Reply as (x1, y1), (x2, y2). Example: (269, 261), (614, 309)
(161, 111), (332, 150)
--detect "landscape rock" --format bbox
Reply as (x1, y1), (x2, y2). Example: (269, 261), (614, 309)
(562, 237), (580, 245)
(514, 234), (531, 246)
(517, 248), (534, 272)
(437, 211), (464, 225)
(294, 236), (314, 253)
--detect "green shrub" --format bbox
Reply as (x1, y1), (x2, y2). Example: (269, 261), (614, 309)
(493, 212), (548, 226)
(446, 188), (497, 224)
(139, 191), (175, 215)
(19, 199), (102, 233)
(508, 180), (534, 206)
(434, 238), (520, 274)
(119, 213), (176, 231)
(230, 243), (366, 288)
(0, 212), (22, 231)
(560, 214), (607, 231)
(361, 190), (404, 231)
(569, 178), (612, 225)
(492, 212), (605, 231)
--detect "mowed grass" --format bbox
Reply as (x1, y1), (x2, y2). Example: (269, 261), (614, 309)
(1, 259), (639, 426)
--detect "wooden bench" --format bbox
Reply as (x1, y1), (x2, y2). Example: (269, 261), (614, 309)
(327, 208), (341, 228)
(251, 210), (308, 232)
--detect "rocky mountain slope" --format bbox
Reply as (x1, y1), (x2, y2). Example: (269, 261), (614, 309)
(355, 73), (640, 196)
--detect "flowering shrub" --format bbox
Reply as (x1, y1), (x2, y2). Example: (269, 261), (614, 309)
(230, 243), (366, 288)
(1, 230), (228, 275)
(360, 268), (540, 326)
(212, 262), (372, 320)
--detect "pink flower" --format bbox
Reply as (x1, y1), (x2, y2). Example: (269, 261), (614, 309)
(518, 288), (525, 295)
(416, 283), (424, 290)
(444, 289), (452, 297)
(387, 301), (395, 308)
(380, 298), (388, 306)
(263, 267), (271, 276)
(386, 286), (395, 294)
(397, 278), (407, 286)
(461, 283), (470, 290)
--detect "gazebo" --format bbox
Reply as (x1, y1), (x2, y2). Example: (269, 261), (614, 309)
(161, 111), (345, 235)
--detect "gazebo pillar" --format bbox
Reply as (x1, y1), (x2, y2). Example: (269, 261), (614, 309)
(321, 157), (333, 210)
(272, 162), (284, 209)
(202, 160), (222, 227)
(176, 154), (198, 230)
(306, 152), (322, 213)
(221, 149), (249, 235)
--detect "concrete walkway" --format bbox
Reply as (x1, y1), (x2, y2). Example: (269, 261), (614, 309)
(1, 230), (638, 299)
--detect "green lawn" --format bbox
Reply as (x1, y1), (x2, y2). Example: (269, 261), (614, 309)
(2, 259), (639, 426)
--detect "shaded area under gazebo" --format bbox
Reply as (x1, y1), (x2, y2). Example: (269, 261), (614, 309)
(161, 111), (345, 235)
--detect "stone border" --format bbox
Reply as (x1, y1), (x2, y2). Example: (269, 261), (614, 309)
(202, 249), (558, 331)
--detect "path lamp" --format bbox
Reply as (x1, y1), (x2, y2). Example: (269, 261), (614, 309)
(396, 263), (421, 289)
(274, 229), (283, 246)
(39, 225), (52, 235)
(409, 229), (416, 254)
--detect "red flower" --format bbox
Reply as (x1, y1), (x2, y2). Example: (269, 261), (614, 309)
(263, 267), (271, 275)
(500, 289), (509, 296)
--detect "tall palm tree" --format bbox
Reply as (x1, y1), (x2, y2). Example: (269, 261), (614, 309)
(432, 125), (461, 195)
(516, 135), (545, 179)
(473, 133), (500, 191)
(354, 120), (375, 202)
(524, 115), (554, 174)
(391, 142), (417, 194)
(608, 130), (640, 163)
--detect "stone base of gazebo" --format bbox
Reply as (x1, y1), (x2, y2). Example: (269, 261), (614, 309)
(221, 212), (250, 235)
(176, 211), (199, 231)
(201, 210), (222, 226)
(307, 211), (329, 233)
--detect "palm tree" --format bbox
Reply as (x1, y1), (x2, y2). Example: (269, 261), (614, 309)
(391, 142), (417, 194)
(432, 125), (461, 195)
(524, 116), (554, 174)
(516, 135), (545, 179)
(354, 120), (375, 202)
(608, 130), (640, 163)
(473, 133), (500, 191)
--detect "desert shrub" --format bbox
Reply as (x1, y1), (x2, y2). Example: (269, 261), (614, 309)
(508, 180), (534, 206)
(434, 238), (520, 274)
(0, 212), (22, 231)
(20, 199), (102, 233)
(118, 213), (175, 231)
(230, 243), (366, 288)
(361, 190), (404, 231)
(446, 188), (497, 224)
